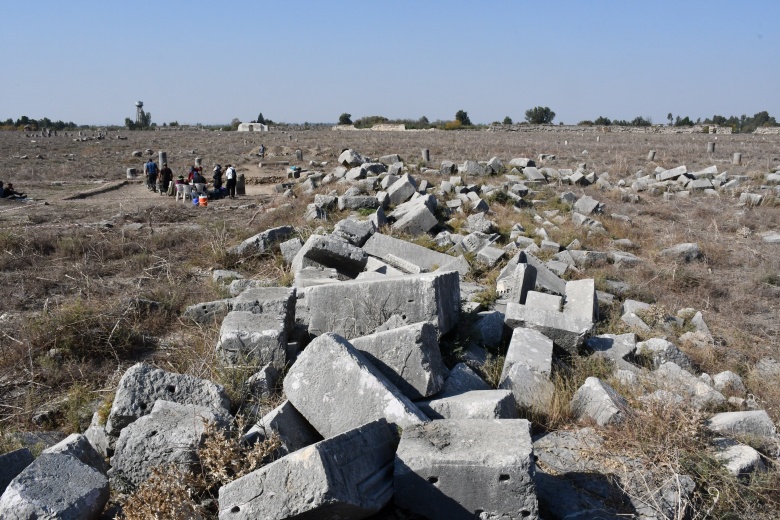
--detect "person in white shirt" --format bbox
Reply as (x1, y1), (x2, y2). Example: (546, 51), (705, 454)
(225, 164), (237, 199)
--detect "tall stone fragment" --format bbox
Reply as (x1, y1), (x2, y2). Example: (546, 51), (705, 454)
(305, 271), (460, 338)
(105, 363), (230, 436)
(219, 420), (396, 520)
(395, 419), (538, 520)
(563, 279), (598, 322)
(350, 322), (447, 400)
(501, 327), (553, 380)
(42, 433), (108, 475)
(284, 333), (428, 438)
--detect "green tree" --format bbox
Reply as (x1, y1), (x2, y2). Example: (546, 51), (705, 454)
(338, 113), (352, 125)
(124, 117), (135, 130)
(455, 110), (471, 126)
(503, 116), (513, 125)
(256, 113), (266, 124)
(630, 116), (652, 127)
(667, 112), (673, 126)
(524, 106), (555, 124)
(594, 116), (611, 126)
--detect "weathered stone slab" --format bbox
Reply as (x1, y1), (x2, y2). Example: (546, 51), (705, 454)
(712, 437), (766, 477)
(496, 262), (537, 305)
(350, 322), (446, 400)
(291, 234), (368, 278)
(659, 242), (702, 262)
(395, 419), (538, 520)
(563, 279), (598, 322)
(391, 202), (438, 236)
(387, 173), (418, 205)
(416, 390), (519, 420)
(571, 377), (630, 426)
(110, 401), (228, 491)
(106, 363), (230, 436)
(183, 298), (233, 325)
(232, 286), (295, 327)
(216, 311), (288, 368)
(585, 333), (638, 372)
(707, 410), (777, 443)
(332, 218), (376, 247)
(573, 195), (601, 215)
(230, 225), (294, 255)
(219, 420), (395, 520)
(473, 310), (504, 347)
(651, 362), (725, 410)
(520, 251), (566, 295)
(0, 453), (109, 520)
(306, 271), (460, 338)
(505, 302), (593, 355)
(501, 327), (553, 381)
(338, 195), (380, 211)
(284, 333), (428, 438)
(524, 291), (561, 312)
(338, 149), (365, 167)
(499, 362), (554, 411)
(363, 233), (467, 276)
(636, 338), (695, 372)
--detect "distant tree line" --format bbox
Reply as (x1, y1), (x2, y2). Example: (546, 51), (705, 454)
(579, 111), (777, 133)
(1, 115), (79, 130)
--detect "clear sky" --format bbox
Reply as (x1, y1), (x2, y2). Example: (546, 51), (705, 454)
(1, 1), (778, 126)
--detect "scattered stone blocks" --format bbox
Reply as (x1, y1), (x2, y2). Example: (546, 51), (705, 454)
(652, 362), (725, 410)
(395, 419), (538, 520)
(230, 225), (294, 255)
(284, 333), (428, 438)
(219, 420), (396, 520)
(707, 410), (777, 444)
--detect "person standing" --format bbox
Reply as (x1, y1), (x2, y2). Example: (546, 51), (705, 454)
(159, 163), (173, 195)
(258, 144), (265, 158)
(225, 164), (237, 199)
(144, 158), (158, 191)
(212, 164), (223, 190)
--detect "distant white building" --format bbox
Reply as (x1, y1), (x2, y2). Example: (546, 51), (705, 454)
(237, 123), (268, 132)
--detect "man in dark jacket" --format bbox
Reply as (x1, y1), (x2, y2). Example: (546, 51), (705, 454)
(159, 163), (173, 195)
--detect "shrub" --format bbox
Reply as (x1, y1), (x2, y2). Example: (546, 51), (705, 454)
(525, 106), (556, 124)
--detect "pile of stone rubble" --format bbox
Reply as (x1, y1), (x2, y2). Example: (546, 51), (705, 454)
(1, 149), (778, 519)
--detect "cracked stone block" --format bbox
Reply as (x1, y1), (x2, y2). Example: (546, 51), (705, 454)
(505, 302), (593, 355)
(216, 311), (288, 369)
(291, 234), (368, 278)
(571, 377), (631, 426)
(242, 400), (323, 456)
(350, 322), (447, 400)
(416, 390), (519, 420)
(284, 333), (428, 438)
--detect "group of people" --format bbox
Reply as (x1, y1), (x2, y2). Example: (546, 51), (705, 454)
(143, 158), (238, 200)
(0, 182), (26, 200)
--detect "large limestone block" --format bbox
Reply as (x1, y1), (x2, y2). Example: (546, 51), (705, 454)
(231, 286), (296, 329)
(636, 337), (695, 372)
(291, 234), (368, 278)
(501, 327), (553, 381)
(416, 390), (519, 420)
(306, 271), (460, 339)
(219, 420), (396, 520)
(563, 279), (598, 322)
(707, 410), (777, 441)
(505, 302), (593, 355)
(109, 401), (228, 491)
(570, 377), (630, 426)
(106, 363), (230, 436)
(350, 322), (446, 400)
(391, 203), (438, 236)
(216, 311), (288, 368)
(363, 232), (469, 276)
(387, 173), (417, 205)
(284, 333), (428, 438)
(0, 453), (109, 520)
(230, 225), (294, 255)
(499, 362), (554, 410)
(395, 419), (538, 520)
(183, 298), (233, 325)
(585, 333), (639, 372)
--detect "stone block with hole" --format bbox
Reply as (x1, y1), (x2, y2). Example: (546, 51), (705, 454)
(284, 333), (428, 438)
(290, 234), (368, 278)
(105, 363), (230, 437)
(219, 419), (396, 520)
(394, 419), (538, 520)
(350, 322), (447, 400)
(305, 271), (460, 339)
(415, 390), (519, 420)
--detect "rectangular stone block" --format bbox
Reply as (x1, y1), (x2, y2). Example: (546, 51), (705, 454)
(496, 262), (536, 304)
(395, 419), (538, 520)
(231, 287), (296, 332)
(306, 271), (460, 338)
(525, 291), (562, 312)
(216, 311), (288, 368)
(392, 203), (438, 236)
(284, 334), (428, 438)
(350, 322), (446, 400)
(505, 302), (593, 355)
(291, 234), (368, 278)
(416, 390), (518, 420)
(501, 327), (554, 381)
(219, 420), (396, 520)
(563, 279), (598, 322)
(436, 363), (490, 398)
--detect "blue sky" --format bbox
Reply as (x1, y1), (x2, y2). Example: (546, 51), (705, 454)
(1, 1), (777, 125)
